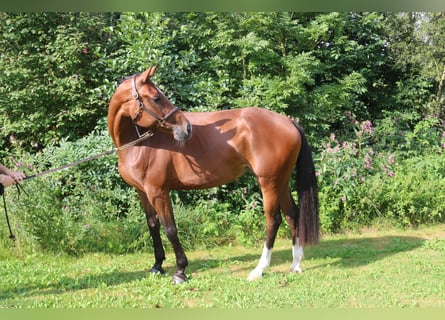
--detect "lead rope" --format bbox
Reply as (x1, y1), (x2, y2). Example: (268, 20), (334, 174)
(24, 130), (153, 181)
(1, 182), (27, 240)
(2, 192), (15, 240)
(2, 129), (154, 240)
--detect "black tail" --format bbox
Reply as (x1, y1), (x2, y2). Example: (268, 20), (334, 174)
(293, 122), (319, 246)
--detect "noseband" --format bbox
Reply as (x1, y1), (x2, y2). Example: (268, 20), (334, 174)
(131, 76), (179, 126)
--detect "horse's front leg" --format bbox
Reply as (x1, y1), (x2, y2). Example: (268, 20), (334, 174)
(147, 214), (166, 274)
(148, 188), (188, 284)
(137, 190), (166, 274)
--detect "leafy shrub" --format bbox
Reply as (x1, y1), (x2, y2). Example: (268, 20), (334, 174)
(0, 13), (118, 158)
(173, 199), (236, 250)
(360, 154), (445, 226)
(317, 116), (393, 231)
(2, 125), (149, 254)
(317, 114), (445, 232)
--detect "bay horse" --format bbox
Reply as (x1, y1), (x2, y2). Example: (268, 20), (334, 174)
(107, 66), (319, 284)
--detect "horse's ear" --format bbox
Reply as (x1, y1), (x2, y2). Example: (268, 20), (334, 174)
(142, 65), (157, 83)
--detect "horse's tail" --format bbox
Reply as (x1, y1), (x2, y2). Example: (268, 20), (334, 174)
(293, 122), (319, 246)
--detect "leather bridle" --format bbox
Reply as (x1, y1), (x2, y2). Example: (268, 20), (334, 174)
(131, 75), (179, 126)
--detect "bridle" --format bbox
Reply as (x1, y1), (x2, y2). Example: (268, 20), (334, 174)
(131, 75), (179, 128)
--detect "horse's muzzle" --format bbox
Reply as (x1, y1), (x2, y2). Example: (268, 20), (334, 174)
(173, 122), (192, 142)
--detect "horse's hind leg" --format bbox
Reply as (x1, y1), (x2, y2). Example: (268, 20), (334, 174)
(138, 190), (166, 274)
(281, 189), (304, 274)
(248, 183), (282, 281)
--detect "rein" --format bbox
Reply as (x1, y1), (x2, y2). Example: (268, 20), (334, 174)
(1, 129), (154, 240)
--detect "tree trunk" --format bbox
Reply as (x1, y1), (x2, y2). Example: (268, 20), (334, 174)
(436, 64), (445, 102)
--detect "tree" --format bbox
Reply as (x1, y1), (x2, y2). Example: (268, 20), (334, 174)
(1, 12), (440, 155)
(384, 12), (442, 118)
(0, 13), (118, 157)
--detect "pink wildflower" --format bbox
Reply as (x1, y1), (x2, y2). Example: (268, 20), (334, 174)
(364, 154), (373, 170)
(388, 154), (395, 165)
(361, 120), (373, 135)
(326, 144), (340, 153)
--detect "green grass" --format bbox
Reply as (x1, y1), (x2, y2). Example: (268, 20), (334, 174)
(1, 224), (444, 308)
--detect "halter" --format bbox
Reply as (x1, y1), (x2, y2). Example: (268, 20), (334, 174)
(131, 76), (179, 126)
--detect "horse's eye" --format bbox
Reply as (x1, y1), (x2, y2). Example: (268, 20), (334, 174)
(153, 95), (161, 103)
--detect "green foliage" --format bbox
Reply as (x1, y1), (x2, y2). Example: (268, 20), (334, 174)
(3, 125), (149, 254)
(0, 13), (118, 157)
(1, 12), (437, 150)
(173, 199), (235, 250)
(2, 12), (445, 255)
(318, 113), (445, 232)
(317, 116), (392, 231)
(363, 153), (445, 226)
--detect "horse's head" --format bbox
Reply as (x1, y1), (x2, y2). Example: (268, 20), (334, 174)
(128, 66), (192, 142)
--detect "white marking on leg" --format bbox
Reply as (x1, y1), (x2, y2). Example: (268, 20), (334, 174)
(289, 238), (304, 274)
(248, 243), (272, 281)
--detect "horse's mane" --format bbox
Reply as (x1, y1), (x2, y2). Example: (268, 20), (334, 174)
(117, 72), (141, 86)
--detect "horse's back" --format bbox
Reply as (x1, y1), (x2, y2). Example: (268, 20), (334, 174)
(184, 107), (301, 179)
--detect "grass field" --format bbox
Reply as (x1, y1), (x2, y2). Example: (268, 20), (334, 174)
(1, 224), (444, 308)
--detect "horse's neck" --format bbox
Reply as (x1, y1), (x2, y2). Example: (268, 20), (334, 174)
(108, 82), (140, 147)
(110, 108), (139, 148)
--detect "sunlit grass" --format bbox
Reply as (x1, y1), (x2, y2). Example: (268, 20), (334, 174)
(1, 225), (444, 307)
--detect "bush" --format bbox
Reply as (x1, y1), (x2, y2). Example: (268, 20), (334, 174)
(317, 116), (392, 231)
(0, 13), (118, 158)
(173, 199), (236, 250)
(359, 154), (445, 226)
(317, 114), (445, 232)
(1, 125), (150, 254)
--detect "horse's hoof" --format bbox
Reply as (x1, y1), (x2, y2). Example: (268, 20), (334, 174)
(289, 266), (303, 274)
(290, 269), (303, 275)
(150, 266), (165, 275)
(247, 269), (263, 281)
(172, 273), (187, 285)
